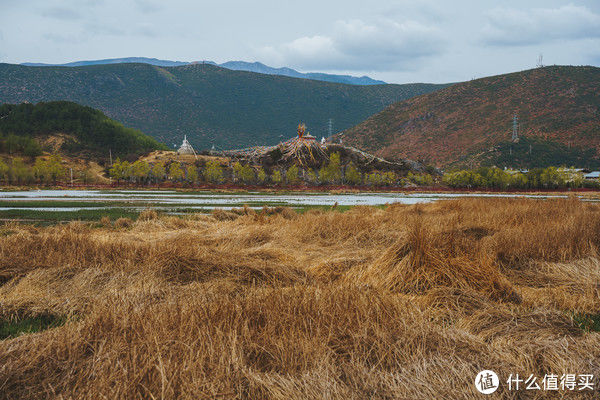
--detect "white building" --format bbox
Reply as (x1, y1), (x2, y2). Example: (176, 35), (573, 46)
(177, 135), (197, 157)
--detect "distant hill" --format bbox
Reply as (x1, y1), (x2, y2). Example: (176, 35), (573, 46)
(216, 61), (386, 85)
(338, 66), (600, 168)
(0, 63), (450, 150)
(0, 101), (167, 160)
(22, 57), (189, 68)
(21, 57), (385, 85)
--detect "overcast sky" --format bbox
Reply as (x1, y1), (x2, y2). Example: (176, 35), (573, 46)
(1, 0), (599, 83)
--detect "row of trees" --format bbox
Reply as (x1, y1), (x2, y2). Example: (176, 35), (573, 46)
(0, 155), (75, 184)
(108, 153), (435, 187)
(443, 166), (600, 189)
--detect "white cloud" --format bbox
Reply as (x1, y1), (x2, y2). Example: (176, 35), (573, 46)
(284, 36), (337, 62)
(257, 18), (445, 71)
(482, 4), (600, 46)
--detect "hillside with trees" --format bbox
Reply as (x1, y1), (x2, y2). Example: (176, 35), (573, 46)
(0, 63), (450, 150)
(0, 101), (166, 160)
(338, 66), (600, 168)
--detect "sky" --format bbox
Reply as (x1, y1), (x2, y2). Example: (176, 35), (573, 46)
(1, 0), (599, 83)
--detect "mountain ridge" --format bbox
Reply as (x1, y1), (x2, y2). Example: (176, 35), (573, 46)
(21, 57), (386, 85)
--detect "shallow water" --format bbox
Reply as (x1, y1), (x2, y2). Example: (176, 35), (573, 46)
(0, 189), (575, 213)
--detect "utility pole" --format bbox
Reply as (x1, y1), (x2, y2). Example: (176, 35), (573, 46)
(109, 149), (113, 166)
(70, 168), (73, 185)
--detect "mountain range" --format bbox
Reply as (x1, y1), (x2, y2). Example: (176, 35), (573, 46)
(21, 57), (385, 85)
(339, 66), (600, 168)
(0, 62), (449, 150)
(214, 61), (386, 85)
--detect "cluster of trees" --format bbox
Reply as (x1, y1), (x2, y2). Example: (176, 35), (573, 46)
(0, 133), (42, 157)
(0, 155), (76, 184)
(443, 166), (600, 189)
(108, 153), (435, 187)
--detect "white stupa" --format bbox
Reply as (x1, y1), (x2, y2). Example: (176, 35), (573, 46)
(177, 135), (197, 157)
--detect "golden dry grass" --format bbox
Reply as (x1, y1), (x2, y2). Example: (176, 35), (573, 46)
(0, 197), (599, 399)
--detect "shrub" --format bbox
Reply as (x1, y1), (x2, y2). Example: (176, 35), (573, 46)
(319, 152), (342, 184)
(271, 170), (282, 184)
(257, 168), (267, 184)
(344, 162), (362, 185)
(407, 172), (433, 186)
(168, 163), (184, 181)
(186, 165), (199, 184)
(239, 164), (255, 184)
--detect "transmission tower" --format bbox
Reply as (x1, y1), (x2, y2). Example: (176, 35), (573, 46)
(536, 53), (544, 68)
(327, 118), (333, 137)
(512, 114), (519, 142)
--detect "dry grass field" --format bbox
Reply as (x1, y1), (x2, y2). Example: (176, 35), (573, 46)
(0, 197), (599, 399)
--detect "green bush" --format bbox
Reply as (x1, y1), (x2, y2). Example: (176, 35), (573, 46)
(168, 163), (184, 181)
(407, 172), (433, 186)
(286, 165), (299, 184)
(319, 152), (342, 184)
(186, 165), (199, 183)
(203, 160), (224, 183)
(344, 162), (362, 185)
(271, 170), (282, 184)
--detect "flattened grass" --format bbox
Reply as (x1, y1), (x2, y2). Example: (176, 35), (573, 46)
(0, 197), (599, 399)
